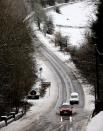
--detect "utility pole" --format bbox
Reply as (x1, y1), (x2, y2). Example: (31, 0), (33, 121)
(39, 67), (43, 83)
(94, 44), (100, 114)
(95, 44), (100, 100)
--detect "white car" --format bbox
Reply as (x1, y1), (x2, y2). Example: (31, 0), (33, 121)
(70, 92), (79, 105)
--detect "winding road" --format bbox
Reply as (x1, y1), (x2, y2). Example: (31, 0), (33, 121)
(25, 38), (89, 131)
(23, 1), (92, 130)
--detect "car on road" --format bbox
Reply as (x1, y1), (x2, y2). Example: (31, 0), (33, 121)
(70, 92), (79, 105)
(59, 102), (73, 116)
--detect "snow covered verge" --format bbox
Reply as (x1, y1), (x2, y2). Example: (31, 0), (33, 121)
(31, 22), (95, 131)
(86, 111), (103, 131)
(30, 1), (96, 130)
(0, 58), (58, 131)
(31, 0), (95, 112)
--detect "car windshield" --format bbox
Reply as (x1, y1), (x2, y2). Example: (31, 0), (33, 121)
(71, 95), (78, 98)
(61, 105), (70, 108)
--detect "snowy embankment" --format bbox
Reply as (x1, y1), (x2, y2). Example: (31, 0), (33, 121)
(0, 59), (58, 131)
(30, 1), (96, 129)
(86, 111), (103, 131)
(32, 0), (95, 111)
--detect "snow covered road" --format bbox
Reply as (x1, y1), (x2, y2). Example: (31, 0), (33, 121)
(0, 36), (92, 131)
(22, 1), (95, 130)
(24, 37), (88, 131)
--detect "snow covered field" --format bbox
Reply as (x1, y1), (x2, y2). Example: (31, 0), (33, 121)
(47, 0), (96, 46)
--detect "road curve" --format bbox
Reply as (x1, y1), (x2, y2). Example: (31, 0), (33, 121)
(24, 1), (89, 130)
(25, 38), (86, 131)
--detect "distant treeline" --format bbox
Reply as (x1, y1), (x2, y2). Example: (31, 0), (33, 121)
(40, 0), (77, 7)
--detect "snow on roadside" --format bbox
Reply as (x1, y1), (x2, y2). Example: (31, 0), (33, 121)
(32, 22), (94, 112)
(47, 0), (95, 111)
(32, 23), (70, 62)
(0, 58), (58, 131)
(65, 61), (95, 111)
(86, 111), (103, 131)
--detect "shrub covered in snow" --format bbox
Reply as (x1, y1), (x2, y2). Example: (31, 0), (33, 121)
(46, 17), (55, 35)
(54, 32), (68, 51)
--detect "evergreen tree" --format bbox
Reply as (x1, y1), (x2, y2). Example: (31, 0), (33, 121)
(0, 0), (37, 115)
(92, 0), (103, 55)
(47, 0), (55, 6)
(91, 0), (103, 102)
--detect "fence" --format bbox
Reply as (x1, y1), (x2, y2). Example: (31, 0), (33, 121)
(0, 111), (24, 128)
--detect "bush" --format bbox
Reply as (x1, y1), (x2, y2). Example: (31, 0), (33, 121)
(55, 6), (61, 14)
(54, 32), (68, 50)
(48, 0), (55, 6)
(69, 32), (96, 88)
(65, 0), (69, 3)
(46, 17), (54, 35)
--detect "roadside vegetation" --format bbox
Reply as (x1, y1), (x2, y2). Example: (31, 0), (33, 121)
(55, 6), (61, 14)
(30, 0), (102, 97)
(40, 0), (72, 7)
(68, 0), (103, 99)
(0, 0), (37, 116)
(69, 32), (96, 89)
(91, 0), (103, 100)
(54, 32), (68, 51)
(33, 1), (47, 30)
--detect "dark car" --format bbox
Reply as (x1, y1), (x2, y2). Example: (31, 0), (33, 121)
(27, 89), (40, 99)
(59, 102), (72, 116)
